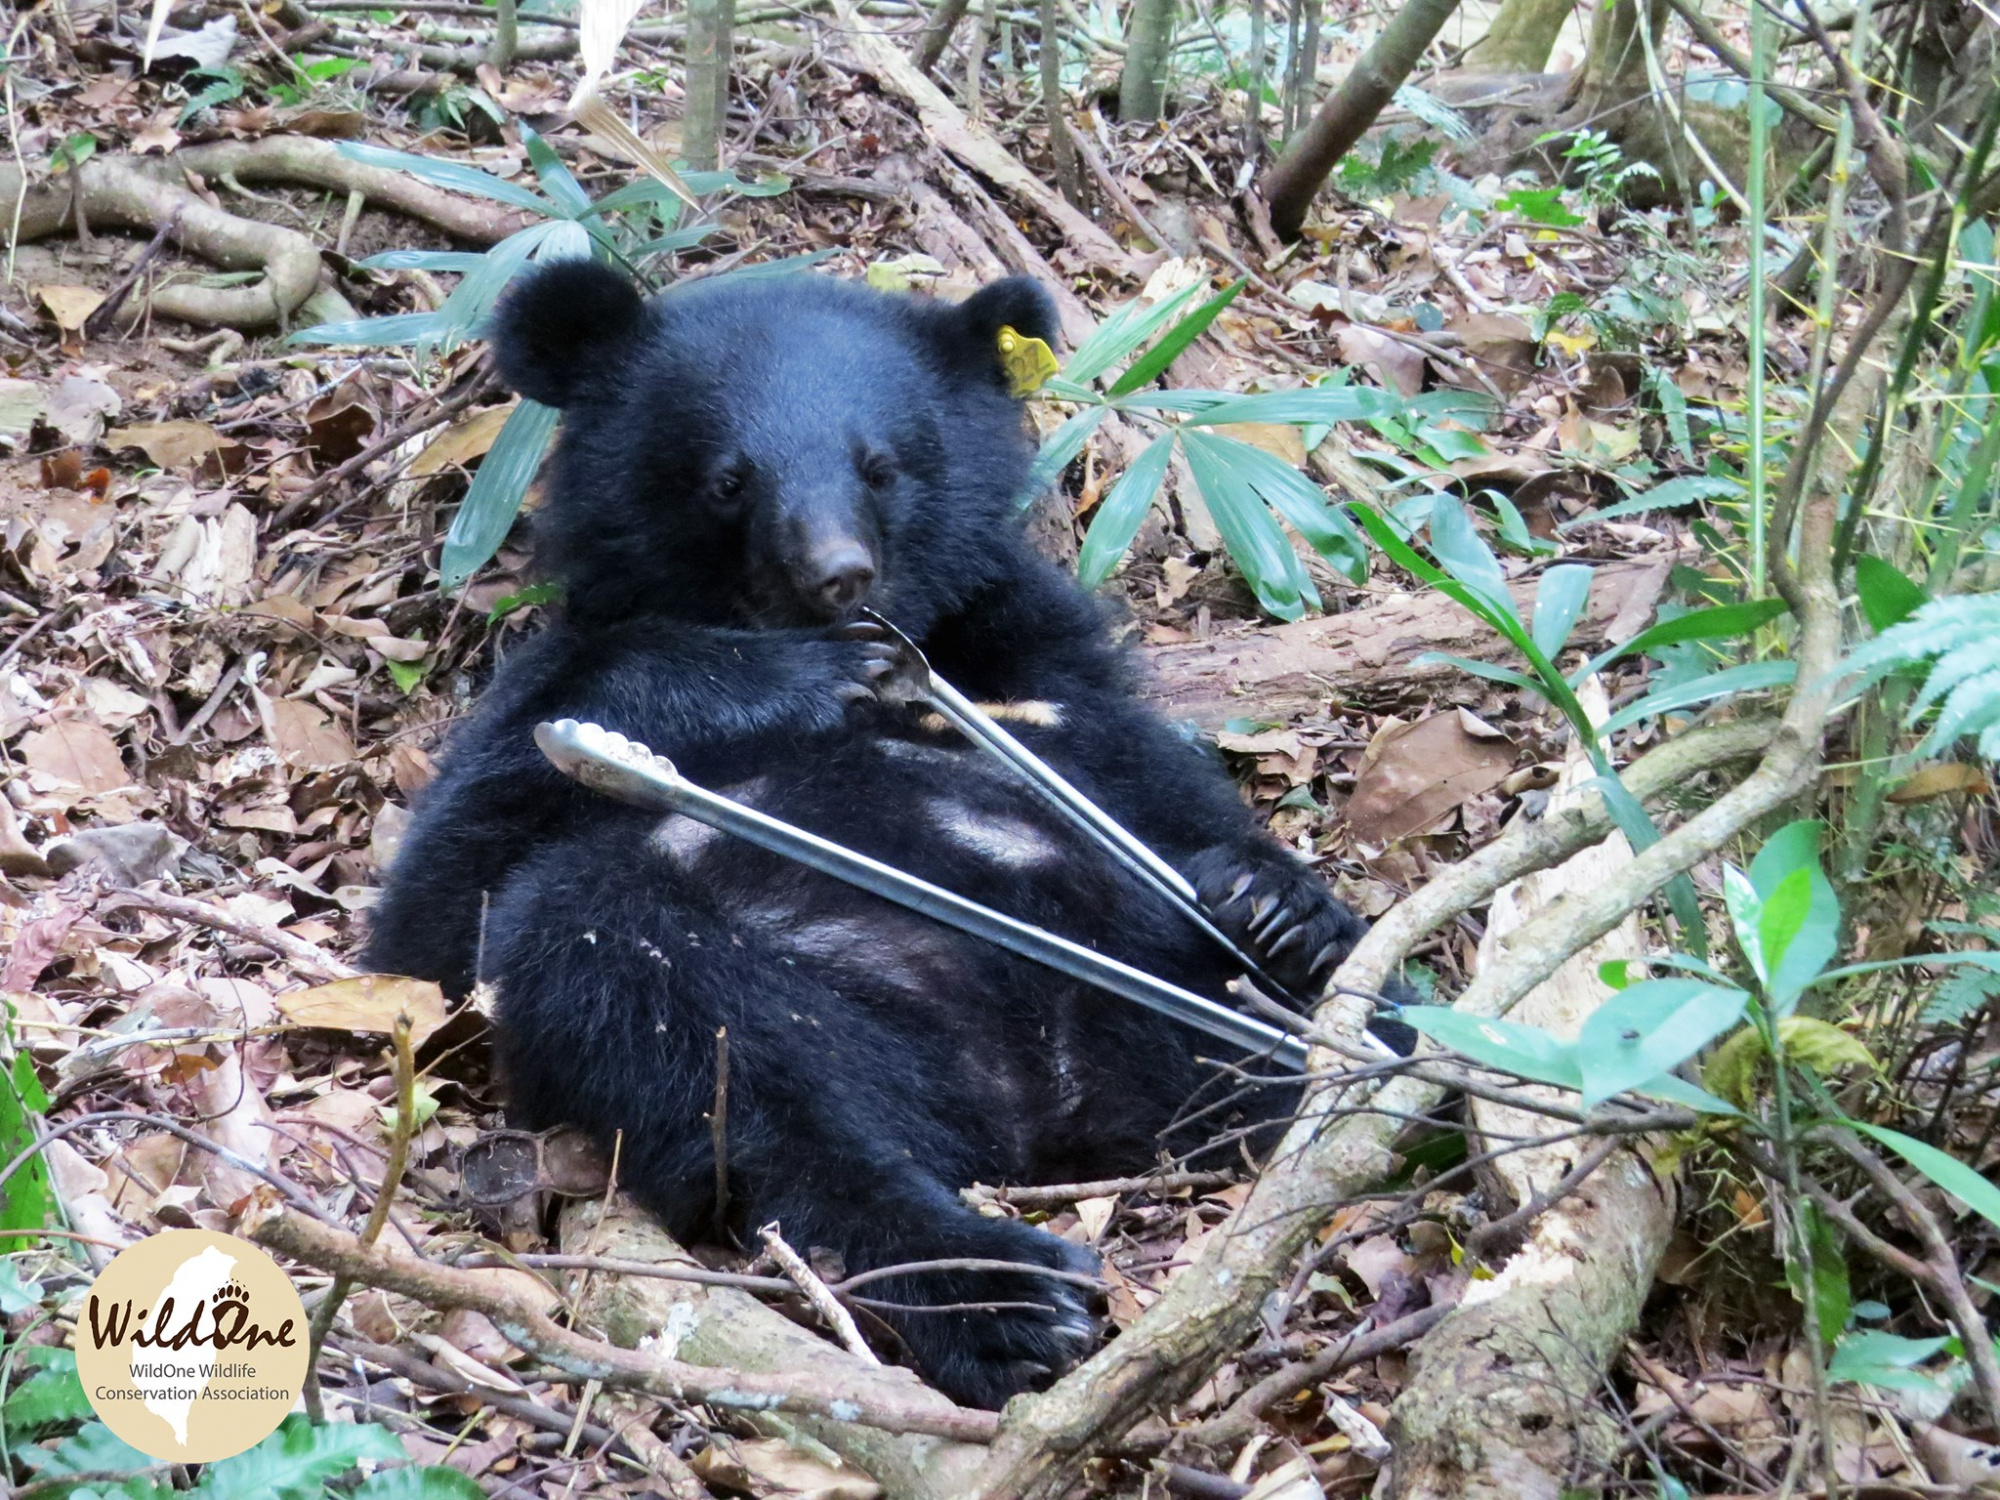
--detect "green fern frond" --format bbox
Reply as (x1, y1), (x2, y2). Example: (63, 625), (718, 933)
(1845, 592), (2000, 759)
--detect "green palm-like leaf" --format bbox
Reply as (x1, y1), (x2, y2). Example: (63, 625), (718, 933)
(439, 400), (561, 590)
(1078, 432), (1174, 586)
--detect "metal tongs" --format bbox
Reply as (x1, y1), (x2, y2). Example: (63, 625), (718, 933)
(535, 718), (1313, 1071)
(850, 610), (1312, 1009)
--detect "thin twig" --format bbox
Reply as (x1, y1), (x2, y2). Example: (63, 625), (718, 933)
(761, 1221), (880, 1363)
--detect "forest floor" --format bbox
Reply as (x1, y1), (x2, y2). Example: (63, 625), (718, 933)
(2, 2), (1959, 1497)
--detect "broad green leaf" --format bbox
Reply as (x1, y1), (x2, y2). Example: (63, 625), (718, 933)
(1827, 1329), (1952, 1391)
(192, 1415), (404, 1500)
(1426, 498), (1515, 619)
(1574, 978), (1750, 1108)
(1063, 281), (1203, 388)
(1756, 867), (1813, 989)
(1078, 432), (1174, 586)
(1855, 555), (1929, 633)
(354, 1469), (488, 1500)
(1412, 652), (1544, 694)
(439, 399), (560, 591)
(519, 123), (591, 218)
(1180, 429), (1314, 620)
(287, 310), (451, 348)
(0, 1017), (51, 1234)
(0, 1258), (42, 1312)
(1598, 660), (1798, 736)
(1565, 473), (1742, 528)
(1634, 1071), (1743, 1116)
(1569, 598), (1789, 685)
(1748, 820), (1840, 1008)
(437, 221), (562, 350)
(1722, 863), (1766, 981)
(1190, 433), (1368, 582)
(535, 218), (592, 262)
(356, 250), (487, 273)
(1107, 279), (1246, 398)
(1178, 384), (1421, 428)
(17, 1420), (154, 1477)
(335, 141), (556, 216)
(1395, 1006), (1582, 1089)
(1022, 405), (1110, 504)
(1531, 563), (1593, 657)
(1786, 1200), (1850, 1347)
(1850, 1122), (2000, 1235)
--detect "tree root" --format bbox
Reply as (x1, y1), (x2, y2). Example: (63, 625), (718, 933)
(4, 157), (322, 329)
(1, 138), (533, 330)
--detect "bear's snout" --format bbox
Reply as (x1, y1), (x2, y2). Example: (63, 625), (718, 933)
(799, 539), (876, 616)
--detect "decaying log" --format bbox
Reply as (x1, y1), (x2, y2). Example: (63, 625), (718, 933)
(1140, 554), (1675, 728)
(559, 1194), (991, 1500)
(1384, 682), (1674, 1499)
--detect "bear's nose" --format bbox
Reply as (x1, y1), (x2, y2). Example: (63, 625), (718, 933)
(807, 543), (876, 612)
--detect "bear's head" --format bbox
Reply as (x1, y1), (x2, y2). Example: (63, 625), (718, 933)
(488, 260), (1059, 629)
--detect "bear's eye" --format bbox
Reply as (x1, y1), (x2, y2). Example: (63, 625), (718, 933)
(708, 467), (748, 509)
(858, 452), (897, 490)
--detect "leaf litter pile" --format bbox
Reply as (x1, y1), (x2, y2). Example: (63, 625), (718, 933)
(0, 3), (1982, 1496)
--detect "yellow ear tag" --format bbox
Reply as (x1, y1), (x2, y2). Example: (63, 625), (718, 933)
(996, 325), (1059, 397)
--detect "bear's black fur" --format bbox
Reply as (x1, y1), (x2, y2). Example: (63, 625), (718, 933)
(368, 261), (1387, 1409)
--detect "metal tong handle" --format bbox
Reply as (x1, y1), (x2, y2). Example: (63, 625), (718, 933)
(535, 719), (1311, 1072)
(855, 610), (1310, 1006)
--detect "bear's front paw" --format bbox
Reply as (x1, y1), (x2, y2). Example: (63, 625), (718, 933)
(806, 629), (904, 720)
(1189, 847), (1369, 1002)
(869, 1215), (1101, 1410)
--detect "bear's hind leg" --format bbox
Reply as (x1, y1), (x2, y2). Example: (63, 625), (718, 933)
(484, 833), (1101, 1408)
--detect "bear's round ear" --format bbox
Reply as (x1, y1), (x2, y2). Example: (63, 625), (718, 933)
(936, 277), (1060, 389)
(489, 259), (646, 408)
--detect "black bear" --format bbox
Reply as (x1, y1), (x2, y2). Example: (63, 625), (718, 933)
(368, 260), (1384, 1409)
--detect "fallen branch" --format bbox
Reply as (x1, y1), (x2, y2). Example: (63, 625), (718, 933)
(1385, 684), (1675, 1499)
(1189, 1304), (1451, 1452)
(108, 888), (357, 981)
(827, 0), (1135, 280)
(243, 1197), (1001, 1443)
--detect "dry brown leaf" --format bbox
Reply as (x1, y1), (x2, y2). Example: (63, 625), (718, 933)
(107, 420), (240, 471)
(1346, 714), (1515, 844)
(693, 1434), (882, 1500)
(1334, 326), (1425, 397)
(1887, 762), (1991, 803)
(261, 696), (355, 770)
(411, 404), (518, 476)
(274, 974), (449, 1046)
(34, 284), (106, 332)
(1211, 422), (1306, 465)
(20, 719), (128, 793)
